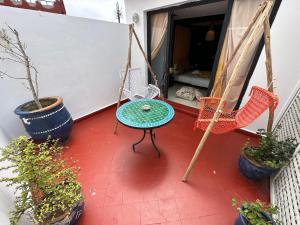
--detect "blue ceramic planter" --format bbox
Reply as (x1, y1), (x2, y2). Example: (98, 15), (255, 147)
(239, 153), (278, 180)
(52, 199), (84, 225)
(15, 96), (73, 141)
(234, 211), (276, 225)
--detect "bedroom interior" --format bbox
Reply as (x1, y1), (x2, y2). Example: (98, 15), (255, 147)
(168, 13), (225, 108)
(148, 0), (229, 109)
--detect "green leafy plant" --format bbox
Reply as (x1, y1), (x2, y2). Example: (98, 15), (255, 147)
(0, 136), (82, 225)
(242, 129), (297, 169)
(232, 198), (280, 225)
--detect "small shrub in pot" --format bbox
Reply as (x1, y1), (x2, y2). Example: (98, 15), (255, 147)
(232, 198), (280, 225)
(0, 136), (83, 225)
(239, 129), (297, 179)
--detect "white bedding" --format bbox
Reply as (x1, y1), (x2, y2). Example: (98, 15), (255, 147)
(174, 71), (210, 88)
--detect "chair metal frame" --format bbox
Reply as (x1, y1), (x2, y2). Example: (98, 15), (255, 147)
(120, 68), (160, 101)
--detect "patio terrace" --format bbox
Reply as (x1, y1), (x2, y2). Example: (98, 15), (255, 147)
(0, 1), (299, 224)
(64, 104), (269, 225)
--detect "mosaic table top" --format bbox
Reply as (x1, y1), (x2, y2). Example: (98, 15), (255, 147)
(116, 99), (175, 129)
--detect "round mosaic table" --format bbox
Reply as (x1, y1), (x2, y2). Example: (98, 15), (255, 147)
(116, 99), (175, 157)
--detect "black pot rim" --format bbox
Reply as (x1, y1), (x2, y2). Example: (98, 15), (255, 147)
(14, 96), (63, 115)
(46, 198), (84, 224)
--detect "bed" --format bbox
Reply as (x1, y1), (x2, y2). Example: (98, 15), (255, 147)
(173, 70), (210, 88)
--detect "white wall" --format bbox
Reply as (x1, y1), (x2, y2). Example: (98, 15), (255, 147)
(125, 0), (300, 132)
(0, 6), (128, 139)
(242, 0), (300, 132)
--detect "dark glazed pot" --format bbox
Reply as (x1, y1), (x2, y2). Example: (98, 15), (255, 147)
(15, 96), (73, 141)
(50, 199), (84, 225)
(234, 211), (276, 225)
(238, 153), (279, 180)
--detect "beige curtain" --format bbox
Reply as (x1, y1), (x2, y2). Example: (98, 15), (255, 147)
(151, 12), (168, 60)
(213, 0), (268, 109)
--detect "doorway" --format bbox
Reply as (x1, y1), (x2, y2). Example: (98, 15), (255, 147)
(147, 0), (232, 108)
(147, 0), (282, 110)
(169, 14), (225, 108)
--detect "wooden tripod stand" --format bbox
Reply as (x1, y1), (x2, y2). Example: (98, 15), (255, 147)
(182, 0), (275, 182)
(113, 24), (162, 134)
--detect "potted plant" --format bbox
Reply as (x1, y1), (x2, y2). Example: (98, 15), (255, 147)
(232, 198), (280, 225)
(0, 136), (84, 225)
(239, 129), (297, 180)
(0, 25), (73, 141)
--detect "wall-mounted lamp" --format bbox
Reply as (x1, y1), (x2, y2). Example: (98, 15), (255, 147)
(205, 28), (215, 41)
(132, 13), (139, 24)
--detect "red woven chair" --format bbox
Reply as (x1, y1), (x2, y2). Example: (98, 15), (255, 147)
(194, 86), (279, 134)
(182, 1), (278, 181)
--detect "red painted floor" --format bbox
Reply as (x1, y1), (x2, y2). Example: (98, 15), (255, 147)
(64, 106), (269, 225)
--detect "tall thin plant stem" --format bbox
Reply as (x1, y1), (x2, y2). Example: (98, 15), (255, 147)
(0, 25), (42, 109)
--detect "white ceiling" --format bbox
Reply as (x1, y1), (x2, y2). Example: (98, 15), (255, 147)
(174, 1), (228, 20)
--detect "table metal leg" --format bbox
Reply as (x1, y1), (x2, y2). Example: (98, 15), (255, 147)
(132, 129), (146, 152)
(132, 129), (160, 157)
(150, 129), (160, 158)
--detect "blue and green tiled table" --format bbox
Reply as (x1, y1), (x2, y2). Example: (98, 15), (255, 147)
(116, 99), (175, 157)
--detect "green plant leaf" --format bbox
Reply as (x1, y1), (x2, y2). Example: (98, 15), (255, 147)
(243, 128), (298, 169)
(0, 136), (83, 225)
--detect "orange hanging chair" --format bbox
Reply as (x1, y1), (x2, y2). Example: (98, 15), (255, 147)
(194, 86), (279, 134)
(182, 1), (277, 182)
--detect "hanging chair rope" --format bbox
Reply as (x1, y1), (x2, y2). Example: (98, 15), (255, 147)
(182, 0), (275, 182)
(114, 24), (163, 134)
(114, 25), (133, 133)
(132, 27), (161, 91)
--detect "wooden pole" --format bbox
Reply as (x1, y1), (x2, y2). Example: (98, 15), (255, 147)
(131, 27), (163, 98)
(182, 1), (273, 182)
(264, 18), (274, 133)
(211, 1), (267, 96)
(113, 24), (133, 134)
